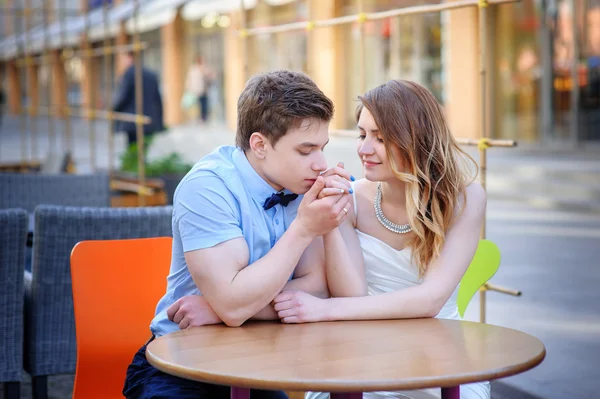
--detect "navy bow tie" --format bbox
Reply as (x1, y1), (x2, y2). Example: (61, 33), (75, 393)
(263, 192), (299, 210)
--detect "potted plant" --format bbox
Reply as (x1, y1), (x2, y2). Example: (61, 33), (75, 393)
(119, 141), (194, 205)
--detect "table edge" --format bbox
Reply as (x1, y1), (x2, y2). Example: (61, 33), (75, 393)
(146, 345), (546, 392)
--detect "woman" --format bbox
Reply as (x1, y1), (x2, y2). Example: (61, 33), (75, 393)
(273, 80), (490, 399)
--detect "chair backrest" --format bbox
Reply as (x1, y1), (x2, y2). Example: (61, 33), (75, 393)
(70, 237), (171, 399)
(25, 205), (173, 377)
(0, 173), (110, 212)
(457, 239), (501, 318)
(0, 208), (28, 383)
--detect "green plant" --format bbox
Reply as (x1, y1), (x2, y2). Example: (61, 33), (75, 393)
(120, 142), (194, 177)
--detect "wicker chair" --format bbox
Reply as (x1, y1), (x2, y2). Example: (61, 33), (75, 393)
(24, 205), (173, 399)
(0, 173), (111, 212)
(0, 208), (28, 399)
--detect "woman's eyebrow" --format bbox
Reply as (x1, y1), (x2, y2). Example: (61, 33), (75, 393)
(357, 125), (379, 133)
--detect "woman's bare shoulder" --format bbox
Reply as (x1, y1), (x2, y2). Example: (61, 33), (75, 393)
(353, 178), (376, 199)
(458, 181), (487, 221)
(464, 181), (487, 206)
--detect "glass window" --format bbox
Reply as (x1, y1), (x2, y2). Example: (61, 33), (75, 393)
(493, 0), (541, 142)
(340, 0), (444, 129)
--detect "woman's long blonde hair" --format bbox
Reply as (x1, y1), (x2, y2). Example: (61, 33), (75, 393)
(357, 80), (478, 277)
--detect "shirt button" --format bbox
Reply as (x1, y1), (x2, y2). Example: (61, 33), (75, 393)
(275, 219), (279, 225)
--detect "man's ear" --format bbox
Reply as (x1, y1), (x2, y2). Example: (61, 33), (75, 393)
(249, 132), (269, 160)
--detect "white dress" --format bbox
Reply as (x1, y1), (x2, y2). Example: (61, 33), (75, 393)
(306, 198), (490, 399)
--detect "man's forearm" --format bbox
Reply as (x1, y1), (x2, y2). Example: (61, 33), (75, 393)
(251, 304), (278, 320)
(212, 222), (315, 326)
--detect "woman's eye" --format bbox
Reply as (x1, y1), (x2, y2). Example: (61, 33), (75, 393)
(377, 138), (384, 143)
(358, 134), (366, 140)
(298, 151), (311, 156)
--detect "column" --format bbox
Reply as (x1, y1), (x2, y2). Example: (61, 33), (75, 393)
(7, 61), (22, 114)
(27, 62), (40, 114)
(80, 1), (99, 117)
(115, 22), (130, 77)
(444, 4), (493, 139)
(307, 0), (346, 130)
(160, 8), (187, 126)
(50, 49), (68, 116)
(224, 9), (247, 131)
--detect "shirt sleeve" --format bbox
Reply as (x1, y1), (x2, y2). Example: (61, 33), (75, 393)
(174, 173), (243, 253)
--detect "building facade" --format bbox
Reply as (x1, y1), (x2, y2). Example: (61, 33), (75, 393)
(1, 0), (599, 145)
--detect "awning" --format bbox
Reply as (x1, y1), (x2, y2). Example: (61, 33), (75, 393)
(181, 0), (257, 21)
(0, 0), (274, 60)
(0, 0), (150, 59)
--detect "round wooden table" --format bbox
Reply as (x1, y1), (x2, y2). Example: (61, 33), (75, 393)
(146, 318), (545, 399)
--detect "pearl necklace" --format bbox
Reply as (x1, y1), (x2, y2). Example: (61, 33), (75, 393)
(374, 182), (412, 234)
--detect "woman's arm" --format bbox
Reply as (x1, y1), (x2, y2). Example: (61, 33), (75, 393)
(274, 183), (487, 323)
(324, 214), (366, 297)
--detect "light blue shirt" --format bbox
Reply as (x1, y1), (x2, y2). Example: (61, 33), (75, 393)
(150, 145), (301, 336)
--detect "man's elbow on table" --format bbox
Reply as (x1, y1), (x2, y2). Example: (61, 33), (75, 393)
(205, 297), (252, 327)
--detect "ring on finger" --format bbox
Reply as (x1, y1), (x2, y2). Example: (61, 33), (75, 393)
(342, 207), (348, 215)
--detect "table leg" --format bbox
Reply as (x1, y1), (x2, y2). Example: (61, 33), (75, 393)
(441, 386), (460, 399)
(330, 393), (362, 399)
(231, 387), (250, 399)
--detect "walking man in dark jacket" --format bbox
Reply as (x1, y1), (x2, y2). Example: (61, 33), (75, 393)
(113, 51), (165, 147)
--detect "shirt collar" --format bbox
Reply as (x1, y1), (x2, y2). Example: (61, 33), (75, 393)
(232, 147), (290, 206)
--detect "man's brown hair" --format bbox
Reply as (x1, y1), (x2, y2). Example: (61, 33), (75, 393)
(236, 70), (334, 151)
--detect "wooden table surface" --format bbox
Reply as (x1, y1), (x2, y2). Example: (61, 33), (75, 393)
(146, 318), (545, 393)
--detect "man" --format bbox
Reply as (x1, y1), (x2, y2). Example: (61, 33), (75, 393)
(113, 51), (164, 147)
(123, 70), (353, 399)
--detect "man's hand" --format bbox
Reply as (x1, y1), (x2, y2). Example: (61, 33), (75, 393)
(167, 295), (222, 329)
(295, 177), (351, 238)
(273, 291), (331, 324)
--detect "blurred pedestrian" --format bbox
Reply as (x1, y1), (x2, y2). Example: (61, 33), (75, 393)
(184, 56), (215, 123)
(112, 51), (165, 147)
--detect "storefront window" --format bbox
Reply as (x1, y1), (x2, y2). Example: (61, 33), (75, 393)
(579, 1), (600, 140)
(493, 0), (541, 142)
(340, 0), (443, 129)
(187, 18), (226, 122)
(246, 1), (307, 76)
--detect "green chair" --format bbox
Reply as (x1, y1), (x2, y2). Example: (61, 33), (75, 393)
(457, 239), (501, 318)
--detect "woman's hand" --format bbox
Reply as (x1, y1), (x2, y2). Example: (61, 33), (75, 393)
(273, 291), (332, 323)
(317, 161), (354, 200)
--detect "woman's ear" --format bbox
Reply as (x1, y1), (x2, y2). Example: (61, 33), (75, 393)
(249, 132), (268, 160)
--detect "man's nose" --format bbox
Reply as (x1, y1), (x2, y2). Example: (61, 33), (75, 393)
(313, 152), (328, 172)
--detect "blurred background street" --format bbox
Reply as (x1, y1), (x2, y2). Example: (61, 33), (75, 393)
(1, 114), (599, 398)
(2, 0), (600, 397)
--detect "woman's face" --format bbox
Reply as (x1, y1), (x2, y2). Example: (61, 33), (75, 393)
(356, 107), (403, 182)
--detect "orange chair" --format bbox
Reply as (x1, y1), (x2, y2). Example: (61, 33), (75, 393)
(70, 237), (172, 399)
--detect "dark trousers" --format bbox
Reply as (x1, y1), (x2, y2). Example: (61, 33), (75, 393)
(123, 338), (288, 399)
(198, 95), (209, 122)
